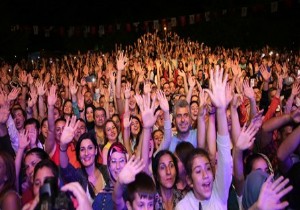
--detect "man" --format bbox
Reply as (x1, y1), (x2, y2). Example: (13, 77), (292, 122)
(90, 107), (107, 149)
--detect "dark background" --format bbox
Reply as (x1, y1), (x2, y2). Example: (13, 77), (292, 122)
(0, 0), (299, 59)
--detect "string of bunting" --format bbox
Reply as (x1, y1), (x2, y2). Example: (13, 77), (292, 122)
(9, 0), (295, 38)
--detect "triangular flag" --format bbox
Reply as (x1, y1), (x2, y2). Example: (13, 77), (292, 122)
(241, 7), (247, 17)
(33, 25), (38, 35)
(189, 15), (195, 25)
(205, 12), (210, 22)
(271, 1), (278, 13)
(153, 20), (159, 30)
(171, 17), (177, 27)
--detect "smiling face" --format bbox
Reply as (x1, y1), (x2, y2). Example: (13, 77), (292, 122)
(79, 139), (97, 168)
(13, 109), (25, 131)
(25, 153), (42, 184)
(175, 107), (191, 134)
(189, 155), (213, 200)
(105, 121), (118, 143)
(157, 154), (176, 189)
(131, 118), (141, 136)
(85, 107), (94, 122)
(41, 120), (48, 139)
(108, 152), (127, 181)
(63, 101), (72, 115)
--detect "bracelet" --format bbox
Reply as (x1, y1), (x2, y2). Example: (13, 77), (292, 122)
(59, 146), (68, 152)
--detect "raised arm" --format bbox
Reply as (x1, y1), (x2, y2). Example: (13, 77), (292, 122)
(243, 80), (257, 120)
(113, 155), (144, 210)
(233, 122), (259, 196)
(36, 80), (47, 121)
(155, 90), (171, 153)
(116, 52), (127, 114)
(60, 116), (80, 168)
(45, 85), (57, 155)
(197, 88), (207, 149)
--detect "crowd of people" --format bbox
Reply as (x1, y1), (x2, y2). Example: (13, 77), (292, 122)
(0, 31), (299, 210)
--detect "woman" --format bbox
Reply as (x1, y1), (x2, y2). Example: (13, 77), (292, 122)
(85, 105), (95, 131)
(152, 150), (184, 210)
(174, 142), (194, 196)
(102, 120), (119, 165)
(60, 117), (110, 200)
(62, 99), (73, 118)
(129, 116), (142, 152)
(21, 148), (49, 205)
(39, 118), (48, 145)
(93, 142), (128, 210)
(0, 152), (17, 208)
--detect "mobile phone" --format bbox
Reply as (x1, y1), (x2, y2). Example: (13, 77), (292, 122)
(250, 78), (255, 87)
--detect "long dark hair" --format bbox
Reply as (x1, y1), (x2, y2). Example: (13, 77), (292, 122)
(0, 152), (16, 199)
(152, 150), (179, 189)
(129, 115), (142, 151)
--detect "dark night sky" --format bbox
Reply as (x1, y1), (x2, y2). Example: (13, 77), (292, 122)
(1, 0), (252, 25)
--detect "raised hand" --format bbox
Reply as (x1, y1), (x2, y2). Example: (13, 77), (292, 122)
(123, 112), (131, 129)
(235, 121), (259, 150)
(243, 80), (255, 100)
(60, 115), (80, 147)
(47, 85), (57, 106)
(0, 90), (8, 106)
(28, 90), (38, 108)
(8, 88), (20, 102)
(204, 68), (228, 109)
(157, 90), (169, 112)
(198, 88), (208, 117)
(256, 175), (292, 210)
(61, 182), (92, 210)
(134, 94), (158, 128)
(260, 65), (271, 82)
(118, 155), (145, 185)
(291, 82), (300, 97)
(231, 94), (243, 109)
(225, 82), (233, 107)
(69, 81), (78, 96)
(143, 80), (151, 95)
(251, 109), (264, 129)
(116, 52), (127, 71)
(188, 76), (196, 88)
(36, 81), (46, 96)
(124, 82), (131, 99)
(0, 103), (10, 124)
(18, 130), (30, 150)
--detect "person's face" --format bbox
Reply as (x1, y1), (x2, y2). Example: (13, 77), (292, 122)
(74, 121), (86, 142)
(177, 76), (183, 86)
(85, 107), (94, 122)
(54, 97), (62, 109)
(25, 153), (42, 183)
(105, 122), (118, 142)
(175, 154), (186, 178)
(169, 82), (176, 92)
(153, 131), (163, 150)
(0, 156), (7, 185)
(163, 84), (170, 96)
(160, 78), (166, 86)
(33, 167), (55, 196)
(155, 110), (164, 129)
(55, 120), (66, 141)
(129, 91), (137, 110)
(179, 87), (185, 95)
(109, 103), (115, 116)
(131, 118), (141, 136)
(79, 139), (97, 168)
(84, 92), (93, 105)
(109, 152), (127, 181)
(175, 107), (191, 134)
(41, 121), (48, 138)
(13, 110), (25, 130)
(25, 124), (39, 146)
(190, 103), (199, 121)
(112, 116), (121, 132)
(189, 155), (213, 200)
(157, 154), (176, 189)
(51, 108), (59, 121)
(94, 110), (106, 127)
(252, 157), (269, 174)
(63, 101), (72, 115)
(253, 88), (262, 102)
(127, 193), (154, 210)
(99, 97), (105, 108)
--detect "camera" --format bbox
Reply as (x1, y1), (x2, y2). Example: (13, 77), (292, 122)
(35, 177), (75, 210)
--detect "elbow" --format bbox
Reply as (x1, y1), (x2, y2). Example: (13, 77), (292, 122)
(277, 149), (287, 163)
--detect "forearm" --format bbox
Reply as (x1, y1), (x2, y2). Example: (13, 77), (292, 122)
(197, 115), (206, 149)
(231, 106), (241, 145)
(156, 113), (172, 153)
(186, 86), (193, 104)
(206, 114), (216, 161)
(112, 179), (125, 210)
(38, 96), (45, 120)
(141, 128), (151, 173)
(232, 148), (245, 196)
(46, 106), (56, 154)
(116, 71), (122, 98)
(262, 114), (291, 132)
(123, 126), (132, 156)
(216, 108), (229, 136)
(249, 98), (257, 120)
